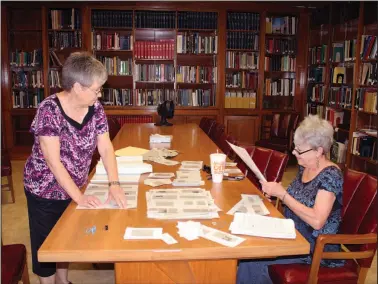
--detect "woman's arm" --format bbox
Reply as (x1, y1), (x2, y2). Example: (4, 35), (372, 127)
(260, 181), (336, 230)
(97, 132), (127, 209)
(40, 136), (102, 208)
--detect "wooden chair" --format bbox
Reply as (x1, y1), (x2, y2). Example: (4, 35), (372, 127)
(268, 168), (377, 284)
(202, 118), (216, 136)
(1, 243), (30, 284)
(208, 122), (225, 142)
(199, 117), (209, 131)
(215, 132), (237, 159)
(255, 113), (299, 154)
(1, 150), (15, 204)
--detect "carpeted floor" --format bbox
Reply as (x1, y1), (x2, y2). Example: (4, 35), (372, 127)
(2, 161), (376, 284)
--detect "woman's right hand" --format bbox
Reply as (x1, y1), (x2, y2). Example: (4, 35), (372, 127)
(76, 194), (102, 208)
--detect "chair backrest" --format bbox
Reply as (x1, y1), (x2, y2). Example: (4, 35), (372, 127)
(199, 117), (209, 131)
(236, 146), (289, 188)
(108, 117), (121, 141)
(340, 168), (377, 267)
(269, 113), (300, 139)
(215, 133), (237, 158)
(209, 123), (225, 142)
(206, 119), (217, 136)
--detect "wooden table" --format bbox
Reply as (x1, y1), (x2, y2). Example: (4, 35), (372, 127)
(39, 123), (310, 284)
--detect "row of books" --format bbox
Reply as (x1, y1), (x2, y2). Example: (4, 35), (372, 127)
(226, 51), (259, 70)
(226, 32), (259, 50)
(134, 64), (175, 82)
(328, 87), (352, 109)
(92, 10), (133, 28)
(12, 71), (44, 88)
(49, 8), (81, 30)
(332, 40), (356, 63)
(224, 91), (257, 109)
(360, 63), (378, 86)
(176, 34), (218, 54)
(351, 132), (376, 161)
(177, 12), (218, 30)
(325, 107), (344, 127)
(93, 33), (133, 51)
(227, 12), (260, 31)
(355, 89), (377, 113)
(309, 45), (327, 64)
(12, 89), (44, 108)
(331, 66), (354, 84)
(49, 50), (62, 67)
(135, 11), (175, 29)
(306, 103), (325, 117)
(266, 16), (297, 35)
(360, 35), (377, 60)
(96, 56), (132, 76)
(265, 78), (296, 96)
(264, 56), (296, 72)
(307, 85), (325, 103)
(176, 66), (217, 84)
(225, 72), (258, 89)
(10, 49), (43, 67)
(176, 89), (214, 107)
(266, 38), (296, 54)
(308, 67), (325, 83)
(48, 31), (82, 49)
(134, 40), (174, 59)
(49, 70), (61, 88)
(330, 141), (347, 164)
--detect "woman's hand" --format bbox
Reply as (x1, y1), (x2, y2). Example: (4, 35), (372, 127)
(77, 194), (102, 208)
(106, 184), (127, 209)
(259, 180), (286, 200)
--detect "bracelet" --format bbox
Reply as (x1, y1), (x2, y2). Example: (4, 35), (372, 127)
(282, 192), (288, 203)
(108, 181), (121, 187)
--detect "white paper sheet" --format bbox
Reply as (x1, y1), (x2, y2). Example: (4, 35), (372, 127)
(124, 227), (163, 240)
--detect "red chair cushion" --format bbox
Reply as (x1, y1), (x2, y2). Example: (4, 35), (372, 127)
(269, 261), (358, 284)
(1, 244), (27, 284)
(1, 165), (12, 177)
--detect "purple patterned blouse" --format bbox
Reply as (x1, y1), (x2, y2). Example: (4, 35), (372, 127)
(24, 94), (109, 200)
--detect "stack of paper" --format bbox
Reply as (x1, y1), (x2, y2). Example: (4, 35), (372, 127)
(91, 174), (141, 184)
(144, 172), (175, 187)
(201, 225), (246, 247)
(179, 161), (203, 171)
(150, 134), (172, 143)
(76, 183), (138, 209)
(143, 148), (179, 166)
(227, 194), (270, 216)
(177, 221), (202, 240)
(230, 212), (296, 239)
(124, 227), (163, 240)
(173, 161), (204, 186)
(146, 188), (220, 219)
(96, 158), (152, 175)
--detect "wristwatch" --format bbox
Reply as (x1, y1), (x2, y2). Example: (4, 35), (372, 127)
(108, 181), (121, 187)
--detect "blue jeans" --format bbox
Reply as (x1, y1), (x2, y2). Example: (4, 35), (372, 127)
(237, 256), (306, 284)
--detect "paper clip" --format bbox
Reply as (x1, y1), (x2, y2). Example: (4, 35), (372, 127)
(86, 225), (96, 235)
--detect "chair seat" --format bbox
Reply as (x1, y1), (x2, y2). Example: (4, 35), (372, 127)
(1, 165), (12, 177)
(269, 261), (358, 284)
(1, 244), (27, 284)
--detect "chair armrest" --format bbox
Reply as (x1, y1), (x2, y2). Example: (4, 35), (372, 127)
(317, 233), (377, 246)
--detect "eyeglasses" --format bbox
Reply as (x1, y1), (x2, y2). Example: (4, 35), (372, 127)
(87, 86), (103, 96)
(293, 148), (313, 155)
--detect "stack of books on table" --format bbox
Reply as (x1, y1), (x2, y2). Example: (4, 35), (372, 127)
(146, 188), (220, 219)
(150, 134), (172, 143)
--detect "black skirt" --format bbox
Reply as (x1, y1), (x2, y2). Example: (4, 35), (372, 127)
(25, 189), (71, 277)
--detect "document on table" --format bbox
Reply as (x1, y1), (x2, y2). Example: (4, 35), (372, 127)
(148, 172), (175, 179)
(115, 146), (150, 157)
(227, 194), (270, 216)
(76, 184), (138, 210)
(230, 212), (296, 239)
(90, 174), (141, 184)
(201, 225), (246, 247)
(124, 227), (163, 240)
(144, 179), (172, 187)
(226, 141), (267, 182)
(96, 161), (152, 175)
(146, 188), (220, 219)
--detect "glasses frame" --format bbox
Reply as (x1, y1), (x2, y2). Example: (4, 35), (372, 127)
(86, 86), (103, 96)
(293, 148), (314, 155)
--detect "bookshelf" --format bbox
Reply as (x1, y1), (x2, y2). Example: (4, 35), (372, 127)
(2, 2), (314, 156)
(263, 13), (297, 110)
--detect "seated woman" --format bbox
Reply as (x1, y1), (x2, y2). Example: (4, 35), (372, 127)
(237, 115), (344, 284)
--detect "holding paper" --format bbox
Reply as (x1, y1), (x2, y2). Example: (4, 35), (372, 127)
(226, 141), (266, 182)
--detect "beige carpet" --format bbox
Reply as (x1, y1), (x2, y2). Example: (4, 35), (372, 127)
(2, 161), (377, 284)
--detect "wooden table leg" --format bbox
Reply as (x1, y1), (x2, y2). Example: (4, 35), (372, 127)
(115, 259), (237, 284)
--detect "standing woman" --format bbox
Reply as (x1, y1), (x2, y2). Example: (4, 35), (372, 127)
(24, 52), (127, 284)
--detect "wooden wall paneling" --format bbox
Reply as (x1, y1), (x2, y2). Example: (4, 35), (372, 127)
(224, 115), (260, 145)
(295, 11), (310, 116)
(1, 5), (13, 150)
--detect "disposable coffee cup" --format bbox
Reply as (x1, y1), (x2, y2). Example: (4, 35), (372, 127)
(210, 153), (226, 183)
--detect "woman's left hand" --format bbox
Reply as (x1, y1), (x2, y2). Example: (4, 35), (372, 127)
(106, 185), (127, 209)
(259, 180), (286, 200)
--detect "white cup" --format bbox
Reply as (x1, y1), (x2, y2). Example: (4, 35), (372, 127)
(210, 153), (226, 183)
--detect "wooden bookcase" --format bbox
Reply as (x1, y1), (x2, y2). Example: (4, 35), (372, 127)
(306, 2), (377, 176)
(2, 1), (313, 157)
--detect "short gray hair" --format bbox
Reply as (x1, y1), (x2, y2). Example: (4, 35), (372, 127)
(61, 51), (108, 91)
(294, 115), (334, 154)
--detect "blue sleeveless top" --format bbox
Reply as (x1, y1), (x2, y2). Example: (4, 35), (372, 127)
(284, 165), (344, 267)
